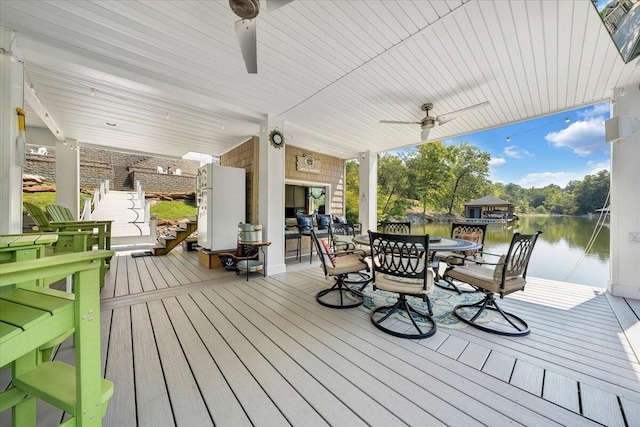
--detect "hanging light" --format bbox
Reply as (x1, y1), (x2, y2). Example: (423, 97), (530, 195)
(565, 117), (570, 123)
(506, 136), (511, 142)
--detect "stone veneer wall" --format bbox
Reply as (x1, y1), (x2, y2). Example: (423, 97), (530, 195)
(130, 170), (196, 193)
(285, 145), (345, 216)
(220, 137), (258, 224)
(24, 144), (199, 193)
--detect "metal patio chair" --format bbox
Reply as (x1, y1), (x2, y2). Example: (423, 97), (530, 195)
(444, 231), (542, 336)
(368, 231), (436, 339)
(311, 230), (371, 309)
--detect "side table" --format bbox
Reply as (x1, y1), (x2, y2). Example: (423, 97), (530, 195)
(236, 241), (271, 281)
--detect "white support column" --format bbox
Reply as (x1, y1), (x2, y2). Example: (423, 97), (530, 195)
(0, 28), (25, 234)
(358, 151), (378, 234)
(55, 138), (80, 219)
(258, 116), (286, 275)
(609, 83), (640, 299)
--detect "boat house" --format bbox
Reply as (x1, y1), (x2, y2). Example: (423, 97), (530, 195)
(464, 196), (517, 223)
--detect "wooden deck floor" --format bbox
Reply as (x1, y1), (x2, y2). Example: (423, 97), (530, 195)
(4, 248), (640, 426)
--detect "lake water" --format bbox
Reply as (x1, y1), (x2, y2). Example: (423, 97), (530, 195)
(412, 216), (610, 288)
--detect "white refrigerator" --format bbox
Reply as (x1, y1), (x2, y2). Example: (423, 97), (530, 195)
(197, 164), (246, 251)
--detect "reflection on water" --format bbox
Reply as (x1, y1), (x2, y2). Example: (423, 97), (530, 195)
(412, 216), (610, 288)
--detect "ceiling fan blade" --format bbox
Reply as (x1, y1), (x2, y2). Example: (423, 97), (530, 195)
(421, 128), (431, 141)
(235, 19), (257, 73)
(379, 120), (421, 125)
(266, 0), (293, 12)
(437, 116), (455, 125)
(438, 101), (490, 122)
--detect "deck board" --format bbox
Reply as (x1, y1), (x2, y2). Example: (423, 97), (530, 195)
(580, 383), (626, 427)
(178, 293), (291, 426)
(113, 255), (130, 297)
(149, 255), (181, 287)
(457, 341), (491, 370)
(134, 257), (156, 293)
(146, 299), (214, 426)
(230, 283), (507, 426)
(542, 371), (580, 413)
(191, 291), (331, 426)
(510, 359), (544, 396)
(482, 351), (516, 382)
(142, 255), (169, 290)
(17, 249), (636, 427)
(165, 297), (253, 427)
(156, 255), (191, 285)
(126, 254), (143, 295)
(221, 284), (458, 426)
(100, 253), (118, 298)
(103, 307), (136, 427)
(130, 304), (174, 427)
(255, 275), (597, 426)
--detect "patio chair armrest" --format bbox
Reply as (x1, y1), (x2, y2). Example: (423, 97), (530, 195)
(443, 253), (480, 267)
(334, 241), (356, 252)
(51, 221), (105, 230)
(335, 247), (367, 258)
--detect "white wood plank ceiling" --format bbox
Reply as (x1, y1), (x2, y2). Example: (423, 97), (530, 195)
(1, 0), (638, 159)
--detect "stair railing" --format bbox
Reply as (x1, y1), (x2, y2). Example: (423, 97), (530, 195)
(81, 198), (92, 220)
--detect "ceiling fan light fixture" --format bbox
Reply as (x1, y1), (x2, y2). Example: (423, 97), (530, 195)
(229, 0), (260, 19)
(421, 128), (431, 141)
(421, 118), (436, 129)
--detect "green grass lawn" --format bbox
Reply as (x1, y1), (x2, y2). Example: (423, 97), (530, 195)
(23, 192), (195, 221)
(150, 200), (197, 220)
(23, 192), (57, 211)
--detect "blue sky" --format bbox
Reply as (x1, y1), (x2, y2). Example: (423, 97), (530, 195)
(442, 102), (611, 188)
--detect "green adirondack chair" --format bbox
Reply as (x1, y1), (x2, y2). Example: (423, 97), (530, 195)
(24, 202), (112, 264)
(46, 203), (113, 252)
(0, 250), (114, 426)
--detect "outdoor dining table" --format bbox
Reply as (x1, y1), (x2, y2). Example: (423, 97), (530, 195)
(352, 234), (483, 253)
(352, 234), (483, 285)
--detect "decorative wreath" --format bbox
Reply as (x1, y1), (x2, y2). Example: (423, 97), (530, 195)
(269, 129), (285, 149)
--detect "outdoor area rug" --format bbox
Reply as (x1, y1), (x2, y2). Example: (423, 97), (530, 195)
(355, 283), (494, 330)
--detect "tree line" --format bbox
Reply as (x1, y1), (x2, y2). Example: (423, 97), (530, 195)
(345, 141), (610, 222)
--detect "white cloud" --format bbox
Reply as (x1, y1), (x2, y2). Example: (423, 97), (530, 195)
(519, 171), (582, 188)
(578, 102), (610, 119)
(488, 157), (507, 167)
(504, 145), (532, 159)
(587, 160), (610, 174)
(545, 117), (606, 156)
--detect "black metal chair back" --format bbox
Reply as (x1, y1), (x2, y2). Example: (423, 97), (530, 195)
(500, 232), (541, 285)
(381, 221), (411, 234)
(310, 229), (330, 276)
(367, 231), (436, 339)
(450, 222), (487, 257)
(368, 231), (429, 286)
(329, 222), (356, 252)
(450, 222), (487, 244)
(329, 222), (355, 238)
(311, 229), (369, 309)
(444, 231), (542, 336)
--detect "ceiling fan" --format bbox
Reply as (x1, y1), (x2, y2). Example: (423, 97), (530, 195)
(379, 101), (490, 141)
(230, 0), (293, 73)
